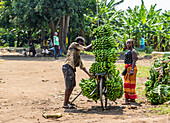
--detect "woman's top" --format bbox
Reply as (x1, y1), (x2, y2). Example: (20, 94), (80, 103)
(124, 50), (133, 64)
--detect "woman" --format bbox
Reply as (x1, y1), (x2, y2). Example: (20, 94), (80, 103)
(123, 39), (138, 104)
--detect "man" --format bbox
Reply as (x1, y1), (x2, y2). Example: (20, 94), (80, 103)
(53, 32), (60, 59)
(62, 36), (92, 109)
(140, 34), (145, 50)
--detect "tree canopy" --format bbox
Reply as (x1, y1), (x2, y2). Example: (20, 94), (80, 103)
(0, 0), (169, 52)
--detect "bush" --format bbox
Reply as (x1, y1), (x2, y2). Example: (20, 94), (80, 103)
(145, 57), (170, 104)
(145, 46), (153, 54)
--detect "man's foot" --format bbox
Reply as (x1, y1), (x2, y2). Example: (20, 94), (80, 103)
(62, 104), (75, 109)
(68, 102), (76, 106)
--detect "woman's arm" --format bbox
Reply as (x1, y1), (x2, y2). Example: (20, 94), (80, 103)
(130, 49), (138, 75)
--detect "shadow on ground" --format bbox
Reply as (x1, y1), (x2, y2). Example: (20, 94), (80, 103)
(64, 105), (125, 115)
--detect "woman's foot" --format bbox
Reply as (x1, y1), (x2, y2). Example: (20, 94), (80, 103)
(130, 99), (136, 102)
(122, 98), (130, 105)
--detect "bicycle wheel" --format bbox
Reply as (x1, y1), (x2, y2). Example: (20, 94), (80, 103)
(100, 77), (107, 110)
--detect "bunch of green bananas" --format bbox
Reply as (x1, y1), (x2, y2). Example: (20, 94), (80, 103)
(79, 79), (99, 102)
(79, 24), (123, 102)
(92, 36), (116, 50)
(93, 48), (118, 63)
(93, 49), (108, 62)
(93, 24), (113, 37)
(105, 70), (124, 101)
(89, 62), (107, 74)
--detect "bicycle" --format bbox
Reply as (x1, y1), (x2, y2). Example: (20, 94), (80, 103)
(95, 73), (108, 110)
(71, 72), (108, 110)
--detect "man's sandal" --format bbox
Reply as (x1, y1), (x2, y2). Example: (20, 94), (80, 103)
(62, 104), (75, 109)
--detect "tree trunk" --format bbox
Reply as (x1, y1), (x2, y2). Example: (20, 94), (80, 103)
(59, 17), (65, 54)
(17, 32), (20, 47)
(154, 36), (158, 50)
(49, 19), (60, 44)
(55, 20), (60, 31)
(28, 30), (32, 40)
(59, 15), (70, 54)
(147, 33), (150, 46)
(41, 28), (45, 39)
(81, 30), (85, 38)
(63, 14), (70, 45)
(49, 20), (55, 44)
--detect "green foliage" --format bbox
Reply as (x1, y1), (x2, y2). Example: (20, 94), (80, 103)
(0, 0), (169, 51)
(145, 46), (154, 54)
(145, 57), (170, 104)
(0, 0), (96, 47)
(163, 53), (170, 58)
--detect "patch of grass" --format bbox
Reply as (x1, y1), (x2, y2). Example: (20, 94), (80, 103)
(116, 64), (151, 77)
(49, 94), (55, 97)
(81, 51), (94, 56)
(0, 60), (5, 62)
(136, 88), (146, 97)
(115, 64), (124, 74)
(148, 105), (170, 115)
(136, 86), (143, 90)
(137, 83), (143, 86)
(137, 65), (151, 77)
(146, 113), (152, 117)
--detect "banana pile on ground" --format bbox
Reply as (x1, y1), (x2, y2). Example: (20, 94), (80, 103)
(145, 56), (170, 104)
(79, 24), (123, 102)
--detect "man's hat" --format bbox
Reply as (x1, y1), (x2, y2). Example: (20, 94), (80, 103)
(75, 36), (85, 42)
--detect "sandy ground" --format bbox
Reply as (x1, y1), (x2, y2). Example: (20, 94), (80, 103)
(0, 52), (169, 123)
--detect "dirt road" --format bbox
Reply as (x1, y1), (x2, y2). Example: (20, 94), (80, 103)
(0, 54), (169, 123)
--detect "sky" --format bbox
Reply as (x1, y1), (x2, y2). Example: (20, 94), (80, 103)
(114, 0), (170, 12)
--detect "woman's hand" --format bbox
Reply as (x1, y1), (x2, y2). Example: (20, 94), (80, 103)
(129, 70), (134, 75)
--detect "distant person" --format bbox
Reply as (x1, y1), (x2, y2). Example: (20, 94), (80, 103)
(42, 36), (49, 56)
(53, 32), (60, 59)
(22, 49), (27, 57)
(62, 36), (92, 109)
(28, 38), (37, 57)
(140, 34), (145, 49)
(49, 38), (53, 48)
